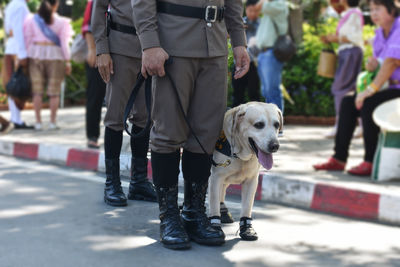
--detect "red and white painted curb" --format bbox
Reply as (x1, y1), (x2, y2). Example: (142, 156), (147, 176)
(1, 139), (399, 226)
(262, 174), (400, 226)
(0, 139), (131, 173)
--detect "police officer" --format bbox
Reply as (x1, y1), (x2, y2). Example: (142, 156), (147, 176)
(92, 0), (157, 206)
(132, 0), (250, 250)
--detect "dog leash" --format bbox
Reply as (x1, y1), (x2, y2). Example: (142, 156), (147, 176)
(123, 73), (152, 138)
(124, 59), (231, 167)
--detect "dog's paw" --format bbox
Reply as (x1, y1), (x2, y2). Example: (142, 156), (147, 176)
(220, 203), (234, 223)
(221, 211), (234, 223)
(239, 217), (258, 241)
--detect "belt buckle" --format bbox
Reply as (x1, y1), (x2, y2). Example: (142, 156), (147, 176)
(205, 5), (218, 23)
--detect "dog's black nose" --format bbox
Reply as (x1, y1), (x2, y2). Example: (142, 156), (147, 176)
(268, 141), (280, 153)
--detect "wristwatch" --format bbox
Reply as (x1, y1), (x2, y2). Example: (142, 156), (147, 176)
(366, 83), (379, 96)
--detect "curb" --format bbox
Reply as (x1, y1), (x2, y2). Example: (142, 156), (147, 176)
(262, 173), (400, 226)
(0, 139), (399, 226)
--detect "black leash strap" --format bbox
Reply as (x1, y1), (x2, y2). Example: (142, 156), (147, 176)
(164, 60), (220, 167)
(123, 73), (152, 138)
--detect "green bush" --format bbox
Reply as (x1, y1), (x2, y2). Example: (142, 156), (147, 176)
(27, 0), (40, 12)
(72, 0), (87, 20)
(282, 18), (375, 116)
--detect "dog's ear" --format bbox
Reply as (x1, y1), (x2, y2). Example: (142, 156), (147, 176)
(224, 106), (246, 138)
(276, 107), (283, 132)
(236, 110), (246, 124)
(224, 108), (236, 138)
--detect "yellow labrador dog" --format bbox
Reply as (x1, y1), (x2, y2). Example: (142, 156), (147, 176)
(208, 102), (282, 241)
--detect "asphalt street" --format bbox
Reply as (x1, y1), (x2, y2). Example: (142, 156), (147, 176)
(1, 155), (399, 267)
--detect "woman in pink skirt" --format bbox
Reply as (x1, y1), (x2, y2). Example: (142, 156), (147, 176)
(23, 0), (73, 130)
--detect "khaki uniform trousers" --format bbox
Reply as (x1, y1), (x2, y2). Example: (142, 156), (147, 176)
(104, 53), (147, 131)
(151, 56), (227, 154)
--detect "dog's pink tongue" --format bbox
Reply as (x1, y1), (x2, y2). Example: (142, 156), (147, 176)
(258, 150), (273, 170)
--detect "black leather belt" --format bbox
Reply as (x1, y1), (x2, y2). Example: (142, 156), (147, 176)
(109, 20), (137, 35)
(157, 1), (224, 23)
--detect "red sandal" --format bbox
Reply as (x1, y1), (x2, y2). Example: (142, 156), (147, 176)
(313, 157), (345, 171)
(347, 161), (372, 176)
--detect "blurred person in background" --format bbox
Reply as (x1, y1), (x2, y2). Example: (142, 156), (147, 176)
(314, 0), (400, 176)
(82, 0), (106, 149)
(23, 0), (73, 131)
(231, 0), (261, 107)
(321, 0), (365, 138)
(254, 0), (288, 135)
(3, 0), (34, 130)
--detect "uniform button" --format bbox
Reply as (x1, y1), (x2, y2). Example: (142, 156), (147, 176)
(207, 22), (212, 27)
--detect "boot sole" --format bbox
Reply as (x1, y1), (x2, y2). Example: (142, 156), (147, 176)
(190, 236), (225, 246)
(239, 234), (258, 241)
(162, 242), (191, 250)
(127, 194), (157, 203)
(104, 197), (128, 207)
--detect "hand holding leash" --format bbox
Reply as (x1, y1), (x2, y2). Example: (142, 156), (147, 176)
(142, 47), (169, 78)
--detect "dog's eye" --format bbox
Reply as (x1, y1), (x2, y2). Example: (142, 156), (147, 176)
(254, 122), (265, 129)
(274, 122), (280, 129)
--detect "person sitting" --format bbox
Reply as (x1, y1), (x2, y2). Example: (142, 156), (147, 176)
(313, 0), (400, 176)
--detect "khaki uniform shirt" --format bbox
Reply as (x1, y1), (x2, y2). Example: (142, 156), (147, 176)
(92, 0), (142, 58)
(132, 0), (246, 58)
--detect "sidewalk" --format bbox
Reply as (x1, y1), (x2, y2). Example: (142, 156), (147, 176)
(1, 106), (399, 226)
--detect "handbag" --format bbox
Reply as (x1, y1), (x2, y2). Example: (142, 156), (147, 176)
(317, 48), (337, 78)
(6, 67), (32, 100)
(71, 34), (88, 63)
(272, 19), (296, 62)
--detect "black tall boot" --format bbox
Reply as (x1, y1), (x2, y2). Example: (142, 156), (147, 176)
(128, 157), (157, 202)
(152, 151), (191, 250)
(128, 124), (157, 202)
(157, 186), (191, 250)
(104, 158), (127, 206)
(181, 150), (225, 246)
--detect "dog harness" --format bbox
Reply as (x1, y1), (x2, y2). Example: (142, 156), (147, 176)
(215, 130), (239, 167)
